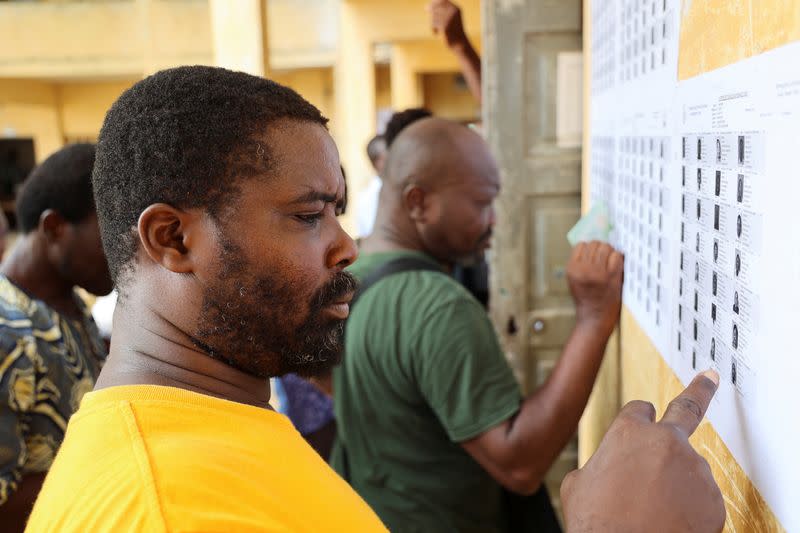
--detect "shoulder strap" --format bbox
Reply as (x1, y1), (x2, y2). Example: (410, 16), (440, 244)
(352, 256), (441, 307)
(337, 255), (440, 483)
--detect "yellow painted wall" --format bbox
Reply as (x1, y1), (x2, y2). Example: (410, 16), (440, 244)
(375, 64), (392, 111)
(1, 69), (338, 158)
(0, 0), (342, 79)
(0, 80), (62, 163)
(389, 36), (481, 110)
(0, 79), (138, 161)
(271, 67), (336, 127)
(422, 72), (480, 122)
(0, 1), (213, 79)
(582, 1), (798, 531)
(677, 0), (800, 81)
(268, 0), (338, 70)
(59, 81), (138, 142)
(0, 0), (481, 236)
(334, 0), (482, 235)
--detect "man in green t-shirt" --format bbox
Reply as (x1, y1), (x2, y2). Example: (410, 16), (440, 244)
(331, 117), (624, 532)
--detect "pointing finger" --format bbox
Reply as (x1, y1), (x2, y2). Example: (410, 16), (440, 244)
(659, 370), (719, 437)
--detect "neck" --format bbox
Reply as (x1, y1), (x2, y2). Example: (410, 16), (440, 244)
(363, 203), (455, 274)
(362, 200), (426, 255)
(95, 296), (272, 409)
(0, 235), (78, 318)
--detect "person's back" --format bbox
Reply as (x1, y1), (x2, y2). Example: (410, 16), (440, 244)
(26, 385), (384, 532)
(0, 143), (112, 531)
(0, 276), (106, 501)
(332, 250), (521, 532)
(333, 117), (630, 532)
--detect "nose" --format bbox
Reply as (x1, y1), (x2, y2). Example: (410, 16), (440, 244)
(328, 221), (358, 270)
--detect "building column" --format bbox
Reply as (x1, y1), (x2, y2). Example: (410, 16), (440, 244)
(208, 0), (269, 77)
(390, 43), (425, 111)
(334, 1), (376, 234)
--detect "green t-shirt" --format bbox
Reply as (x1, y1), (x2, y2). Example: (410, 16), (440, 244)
(331, 250), (522, 533)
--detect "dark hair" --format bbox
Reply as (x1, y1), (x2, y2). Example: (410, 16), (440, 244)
(384, 108), (433, 147)
(17, 143), (96, 234)
(93, 66), (327, 284)
(366, 135), (386, 165)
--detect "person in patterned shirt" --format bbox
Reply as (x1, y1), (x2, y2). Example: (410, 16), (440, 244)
(0, 143), (112, 531)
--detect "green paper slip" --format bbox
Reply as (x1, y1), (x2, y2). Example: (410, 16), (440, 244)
(567, 202), (613, 246)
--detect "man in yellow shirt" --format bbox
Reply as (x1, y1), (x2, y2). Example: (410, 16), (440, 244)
(25, 65), (724, 533)
(25, 66), (386, 532)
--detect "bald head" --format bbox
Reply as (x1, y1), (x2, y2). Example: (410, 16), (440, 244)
(383, 117), (497, 191)
(373, 117), (499, 265)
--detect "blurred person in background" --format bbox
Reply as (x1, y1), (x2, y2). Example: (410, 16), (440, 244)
(355, 135), (387, 240)
(0, 144), (112, 532)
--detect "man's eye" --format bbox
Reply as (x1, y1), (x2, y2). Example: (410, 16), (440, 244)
(296, 213), (323, 225)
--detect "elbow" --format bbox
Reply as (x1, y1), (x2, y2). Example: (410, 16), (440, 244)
(502, 467), (543, 496)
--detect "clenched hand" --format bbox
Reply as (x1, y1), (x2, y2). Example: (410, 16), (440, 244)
(567, 241), (624, 335)
(427, 0), (469, 50)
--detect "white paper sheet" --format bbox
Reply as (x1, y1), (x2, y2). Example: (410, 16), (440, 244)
(589, 1), (800, 529)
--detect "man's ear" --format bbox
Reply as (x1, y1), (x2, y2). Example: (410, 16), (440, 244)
(39, 209), (68, 242)
(137, 203), (201, 274)
(403, 183), (428, 222)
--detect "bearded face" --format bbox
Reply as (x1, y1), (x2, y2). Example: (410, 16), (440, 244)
(192, 236), (358, 378)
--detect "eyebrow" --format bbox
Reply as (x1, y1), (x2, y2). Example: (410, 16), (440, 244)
(290, 191), (340, 205)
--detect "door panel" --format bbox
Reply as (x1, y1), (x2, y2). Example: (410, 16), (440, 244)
(528, 199), (580, 303)
(484, 0), (583, 519)
(524, 32), (582, 155)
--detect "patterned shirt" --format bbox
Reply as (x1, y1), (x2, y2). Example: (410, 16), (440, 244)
(0, 276), (106, 505)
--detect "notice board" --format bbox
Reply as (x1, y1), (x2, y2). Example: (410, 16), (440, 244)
(583, 1), (800, 531)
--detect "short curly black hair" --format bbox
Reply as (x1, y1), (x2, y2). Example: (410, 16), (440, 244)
(17, 143), (96, 234)
(384, 108), (433, 147)
(93, 66), (328, 285)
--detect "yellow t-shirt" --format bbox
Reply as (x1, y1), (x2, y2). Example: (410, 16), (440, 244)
(25, 385), (388, 532)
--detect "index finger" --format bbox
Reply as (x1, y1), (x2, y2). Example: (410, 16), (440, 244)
(570, 241), (588, 261)
(659, 370), (719, 437)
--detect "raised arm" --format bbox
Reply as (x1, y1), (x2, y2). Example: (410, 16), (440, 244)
(461, 241), (624, 494)
(429, 0), (482, 104)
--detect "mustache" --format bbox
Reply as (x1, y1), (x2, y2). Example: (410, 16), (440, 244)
(312, 270), (360, 309)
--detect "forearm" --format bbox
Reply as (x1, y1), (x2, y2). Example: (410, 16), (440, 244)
(505, 318), (615, 484)
(451, 40), (482, 104)
(461, 242), (623, 495)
